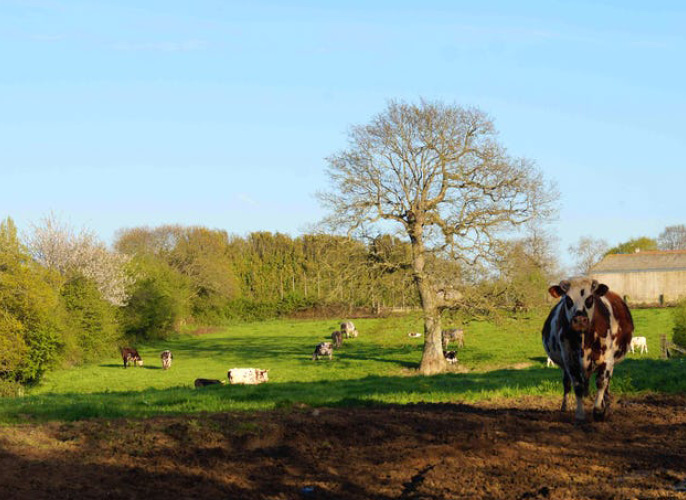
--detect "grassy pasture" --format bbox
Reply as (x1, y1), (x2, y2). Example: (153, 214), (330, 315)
(0, 308), (681, 424)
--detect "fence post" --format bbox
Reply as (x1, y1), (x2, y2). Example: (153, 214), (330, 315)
(660, 334), (669, 359)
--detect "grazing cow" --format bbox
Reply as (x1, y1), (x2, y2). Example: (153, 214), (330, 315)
(630, 336), (648, 354)
(441, 328), (465, 350)
(408, 332), (422, 338)
(546, 356), (555, 368)
(194, 378), (225, 388)
(443, 350), (458, 364)
(227, 368), (269, 385)
(120, 347), (143, 368)
(340, 321), (358, 339)
(331, 330), (343, 349)
(542, 277), (634, 422)
(312, 342), (334, 361)
(160, 350), (173, 370)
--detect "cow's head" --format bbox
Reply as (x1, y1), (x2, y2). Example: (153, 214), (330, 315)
(548, 276), (608, 332)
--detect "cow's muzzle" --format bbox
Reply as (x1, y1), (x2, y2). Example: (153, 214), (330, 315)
(571, 312), (589, 332)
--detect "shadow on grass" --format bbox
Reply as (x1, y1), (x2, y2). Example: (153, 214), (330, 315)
(3, 357), (684, 424)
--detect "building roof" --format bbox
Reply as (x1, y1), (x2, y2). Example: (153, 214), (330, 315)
(591, 250), (686, 274)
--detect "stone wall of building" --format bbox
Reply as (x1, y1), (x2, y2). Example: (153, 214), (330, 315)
(591, 270), (686, 305)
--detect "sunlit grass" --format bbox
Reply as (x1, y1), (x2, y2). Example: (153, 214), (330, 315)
(0, 308), (680, 424)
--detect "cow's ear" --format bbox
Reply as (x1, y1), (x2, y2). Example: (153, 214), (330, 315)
(548, 285), (564, 298)
(594, 283), (609, 297)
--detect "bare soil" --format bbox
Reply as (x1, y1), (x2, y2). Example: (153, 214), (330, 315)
(1, 394), (686, 500)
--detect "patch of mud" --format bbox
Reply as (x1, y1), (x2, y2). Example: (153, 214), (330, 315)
(1, 395), (685, 499)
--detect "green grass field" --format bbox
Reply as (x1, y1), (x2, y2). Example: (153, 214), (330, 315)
(0, 308), (682, 424)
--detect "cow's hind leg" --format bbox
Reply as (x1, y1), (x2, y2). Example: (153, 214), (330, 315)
(593, 363), (613, 421)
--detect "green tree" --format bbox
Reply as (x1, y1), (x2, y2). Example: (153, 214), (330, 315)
(60, 276), (121, 364)
(0, 217), (64, 383)
(606, 237), (658, 255)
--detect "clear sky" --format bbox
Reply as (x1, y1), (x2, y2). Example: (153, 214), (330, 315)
(2, 0), (684, 269)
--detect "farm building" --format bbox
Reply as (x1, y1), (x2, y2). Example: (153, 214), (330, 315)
(590, 250), (686, 305)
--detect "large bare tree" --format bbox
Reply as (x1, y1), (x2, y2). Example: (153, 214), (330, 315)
(319, 99), (556, 374)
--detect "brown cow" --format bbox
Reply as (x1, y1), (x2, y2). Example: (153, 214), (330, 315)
(543, 276), (634, 422)
(120, 347), (143, 368)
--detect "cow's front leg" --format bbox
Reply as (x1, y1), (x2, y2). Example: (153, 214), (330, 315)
(593, 363), (614, 421)
(571, 373), (586, 422)
(561, 372), (571, 412)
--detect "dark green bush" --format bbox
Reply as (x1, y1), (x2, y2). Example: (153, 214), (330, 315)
(60, 276), (122, 364)
(119, 257), (192, 340)
(672, 299), (686, 350)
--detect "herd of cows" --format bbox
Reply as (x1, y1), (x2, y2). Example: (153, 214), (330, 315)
(117, 276), (646, 423)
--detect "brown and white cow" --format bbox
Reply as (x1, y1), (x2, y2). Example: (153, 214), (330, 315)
(441, 328), (465, 350)
(227, 368), (269, 385)
(543, 276), (633, 422)
(160, 350), (173, 370)
(121, 347), (143, 368)
(340, 321), (358, 339)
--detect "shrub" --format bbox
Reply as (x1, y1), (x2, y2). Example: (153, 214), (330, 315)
(120, 257), (192, 340)
(0, 378), (24, 398)
(672, 299), (686, 350)
(60, 276), (122, 364)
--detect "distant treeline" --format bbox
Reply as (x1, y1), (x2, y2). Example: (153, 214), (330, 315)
(0, 216), (554, 391)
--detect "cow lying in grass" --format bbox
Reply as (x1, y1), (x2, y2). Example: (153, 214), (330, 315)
(543, 277), (633, 422)
(194, 378), (225, 388)
(121, 348), (143, 368)
(227, 368), (269, 385)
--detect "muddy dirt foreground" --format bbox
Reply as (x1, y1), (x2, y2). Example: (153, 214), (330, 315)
(1, 395), (686, 500)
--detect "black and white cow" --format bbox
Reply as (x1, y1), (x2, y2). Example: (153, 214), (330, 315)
(312, 342), (334, 361)
(160, 350), (173, 370)
(194, 378), (224, 388)
(542, 277), (634, 422)
(443, 350), (458, 364)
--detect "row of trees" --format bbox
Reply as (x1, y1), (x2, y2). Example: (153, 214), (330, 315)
(1, 213), (559, 390)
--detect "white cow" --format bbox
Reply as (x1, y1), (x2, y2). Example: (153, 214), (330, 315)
(630, 336), (648, 354)
(227, 368), (269, 385)
(546, 356), (555, 368)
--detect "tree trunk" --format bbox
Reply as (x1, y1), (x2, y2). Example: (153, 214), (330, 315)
(409, 221), (445, 375)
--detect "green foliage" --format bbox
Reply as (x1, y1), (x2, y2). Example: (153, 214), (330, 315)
(60, 276), (122, 364)
(0, 217), (64, 384)
(672, 299), (686, 350)
(0, 378), (23, 398)
(119, 256), (192, 340)
(606, 236), (658, 255)
(0, 314), (27, 375)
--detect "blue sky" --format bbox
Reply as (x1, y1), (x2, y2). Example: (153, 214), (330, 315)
(1, 0), (684, 269)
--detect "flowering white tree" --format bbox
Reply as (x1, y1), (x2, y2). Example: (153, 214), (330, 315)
(28, 215), (134, 306)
